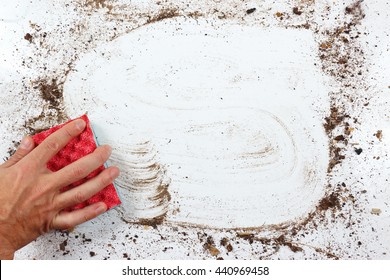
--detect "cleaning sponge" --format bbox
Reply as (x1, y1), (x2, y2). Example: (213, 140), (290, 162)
(32, 115), (121, 211)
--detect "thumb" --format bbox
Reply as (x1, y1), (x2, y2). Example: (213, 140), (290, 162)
(2, 136), (35, 168)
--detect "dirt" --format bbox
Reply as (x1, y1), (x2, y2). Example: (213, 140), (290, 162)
(275, 12), (284, 19)
(137, 214), (167, 228)
(81, 234), (92, 243)
(154, 182), (172, 203)
(21, 78), (68, 135)
(345, 1), (364, 15)
(324, 106), (347, 133)
(374, 130), (383, 141)
(59, 239), (68, 251)
(246, 8), (256, 15)
(85, 0), (113, 11)
(35, 79), (63, 109)
(292, 7), (303, 15)
(203, 236), (220, 257)
(323, 106), (350, 172)
(354, 148), (363, 155)
(315, 0), (368, 177)
(118, 146), (172, 225)
(317, 192), (341, 211)
(334, 135), (346, 142)
(24, 33), (33, 43)
(23, 112), (49, 135)
(3, 141), (19, 161)
(220, 237), (233, 252)
(275, 235), (304, 253)
(146, 8), (180, 25)
(236, 232), (255, 244)
(89, 251), (96, 257)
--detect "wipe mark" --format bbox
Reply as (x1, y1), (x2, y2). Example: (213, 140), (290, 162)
(114, 141), (171, 225)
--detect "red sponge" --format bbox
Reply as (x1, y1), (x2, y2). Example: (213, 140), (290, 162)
(32, 115), (121, 211)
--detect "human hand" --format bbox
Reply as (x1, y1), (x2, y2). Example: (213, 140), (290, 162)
(0, 119), (119, 259)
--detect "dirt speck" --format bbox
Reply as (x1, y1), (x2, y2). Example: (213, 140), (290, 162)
(334, 135), (346, 142)
(293, 7), (303, 15)
(246, 8), (256, 15)
(317, 192), (340, 211)
(275, 12), (284, 19)
(207, 246), (220, 256)
(204, 236), (220, 256)
(82, 234), (92, 243)
(220, 238), (233, 252)
(371, 208), (381, 215)
(374, 130), (382, 141)
(320, 42), (332, 49)
(59, 239), (68, 251)
(89, 251), (96, 257)
(24, 33), (33, 43)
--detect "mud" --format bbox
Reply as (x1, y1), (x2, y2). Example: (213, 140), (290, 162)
(113, 141), (171, 224)
(146, 8), (180, 24)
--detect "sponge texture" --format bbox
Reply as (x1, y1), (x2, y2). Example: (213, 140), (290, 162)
(32, 115), (121, 211)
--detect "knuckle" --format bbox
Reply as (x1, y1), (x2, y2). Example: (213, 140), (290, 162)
(34, 184), (46, 195)
(74, 190), (86, 204)
(72, 166), (85, 178)
(64, 126), (73, 138)
(14, 163), (34, 181)
(44, 139), (59, 152)
(32, 179), (53, 196)
(12, 150), (24, 161)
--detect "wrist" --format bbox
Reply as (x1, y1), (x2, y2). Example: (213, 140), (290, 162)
(0, 235), (16, 260)
(0, 250), (15, 260)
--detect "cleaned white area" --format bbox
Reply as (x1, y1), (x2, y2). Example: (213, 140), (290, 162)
(64, 18), (329, 228)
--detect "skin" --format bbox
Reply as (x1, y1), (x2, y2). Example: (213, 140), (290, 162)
(0, 119), (120, 259)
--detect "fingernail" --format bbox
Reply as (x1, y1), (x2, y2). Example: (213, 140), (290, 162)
(75, 119), (86, 131)
(95, 204), (107, 214)
(20, 137), (32, 150)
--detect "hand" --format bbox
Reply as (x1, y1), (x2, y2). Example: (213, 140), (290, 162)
(0, 119), (120, 259)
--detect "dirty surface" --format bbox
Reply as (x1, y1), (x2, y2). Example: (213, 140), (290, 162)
(0, 0), (389, 259)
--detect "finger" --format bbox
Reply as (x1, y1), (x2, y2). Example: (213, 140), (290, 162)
(52, 202), (107, 230)
(54, 166), (119, 209)
(2, 136), (35, 168)
(28, 119), (86, 165)
(52, 145), (112, 189)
